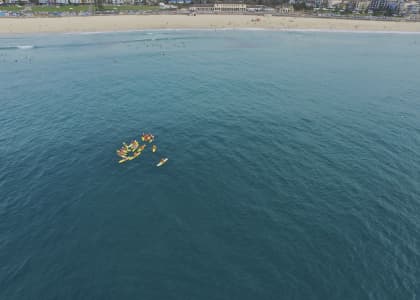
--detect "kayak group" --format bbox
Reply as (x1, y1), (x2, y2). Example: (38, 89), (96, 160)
(141, 133), (154, 143)
(116, 140), (142, 164)
(116, 132), (168, 167)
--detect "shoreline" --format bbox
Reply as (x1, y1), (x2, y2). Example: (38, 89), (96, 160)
(1, 15), (420, 35)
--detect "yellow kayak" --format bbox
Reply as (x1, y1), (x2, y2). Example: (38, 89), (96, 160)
(116, 150), (126, 158)
(119, 157), (129, 164)
(127, 140), (139, 151)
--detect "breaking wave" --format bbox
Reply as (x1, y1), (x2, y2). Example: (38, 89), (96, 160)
(0, 45), (35, 50)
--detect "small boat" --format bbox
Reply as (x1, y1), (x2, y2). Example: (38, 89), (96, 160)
(156, 158), (168, 167)
(152, 145), (157, 153)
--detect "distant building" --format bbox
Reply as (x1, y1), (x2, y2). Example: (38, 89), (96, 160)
(159, 2), (177, 8)
(190, 3), (247, 13)
(314, 0), (324, 7)
(107, 0), (138, 4)
(189, 4), (214, 12)
(328, 0), (348, 9)
(386, 0), (401, 12)
(368, 0), (387, 10)
(345, 0), (355, 10)
(328, 0), (342, 8)
(246, 5), (265, 12)
(214, 3), (247, 12)
(4, 0), (29, 3)
(305, 0), (316, 7)
(401, 0), (420, 14)
(355, 0), (371, 11)
(169, 0), (192, 4)
(277, 4), (294, 13)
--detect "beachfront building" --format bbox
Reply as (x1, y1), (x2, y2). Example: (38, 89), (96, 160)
(190, 3), (247, 13)
(104, 0), (139, 4)
(368, 0), (387, 10)
(401, 0), (420, 14)
(385, 0), (402, 12)
(53, 0), (85, 4)
(246, 5), (265, 12)
(214, 3), (247, 12)
(328, 0), (341, 8)
(355, 0), (371, 11)
(276, 4), (295, 13)
(44, 0), (84, 4)
(168, 0), (192, 4)
(189, 4), (215, 12)
(4, 0), (29, 3)
(328, 0), (346, 9)
(304, 0), (316, 7)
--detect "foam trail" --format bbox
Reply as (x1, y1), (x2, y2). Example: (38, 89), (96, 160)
(0, 45), (35, 50)
(17, 45), (34, 50)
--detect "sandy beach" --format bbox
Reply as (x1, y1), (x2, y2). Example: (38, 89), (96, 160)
(1, 15), (420, 34)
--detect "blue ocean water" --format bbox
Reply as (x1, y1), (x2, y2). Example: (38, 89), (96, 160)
(1, 29), (420, 299)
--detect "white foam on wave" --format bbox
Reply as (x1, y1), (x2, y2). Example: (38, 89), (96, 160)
(64, 29), (159, 35)
(17, 45), (34, 50)
(208, 27), (420, 34)
(270, 28), (420, 35)
(67, 31), (113, 35)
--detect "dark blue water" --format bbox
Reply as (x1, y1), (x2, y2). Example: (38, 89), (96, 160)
(1, 30), (420, 299)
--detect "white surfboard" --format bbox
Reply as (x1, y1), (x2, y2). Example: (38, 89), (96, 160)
(156, 158), (168, 167)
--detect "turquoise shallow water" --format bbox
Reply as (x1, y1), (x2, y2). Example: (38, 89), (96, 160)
(1, 30), (420, 299)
